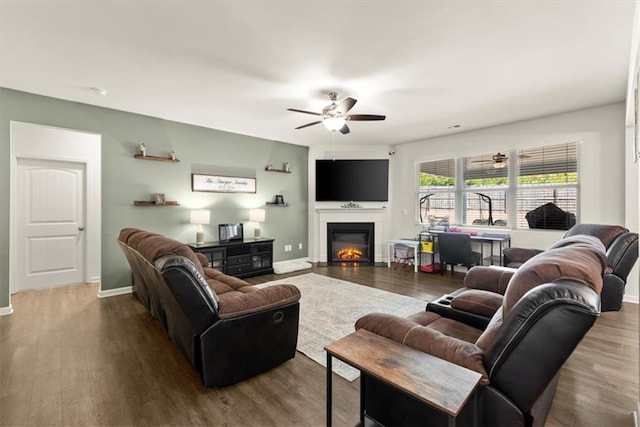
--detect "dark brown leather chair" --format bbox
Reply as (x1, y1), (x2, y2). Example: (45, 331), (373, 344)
(504, 224), (638, 311)
(356, 235), (607, 426)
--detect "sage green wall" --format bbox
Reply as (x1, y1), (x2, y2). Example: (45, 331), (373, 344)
(0, 88), (308, 304)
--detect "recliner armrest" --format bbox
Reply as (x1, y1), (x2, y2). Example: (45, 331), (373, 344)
(464, 266), (515, 294)
(355, 313), (489, 384)
(217, 284), (300, 318)
(451, 289), (503, 318)
(503, 247), (543, 267)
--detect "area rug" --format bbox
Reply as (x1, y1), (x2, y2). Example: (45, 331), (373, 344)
(257, 273), (428, 381)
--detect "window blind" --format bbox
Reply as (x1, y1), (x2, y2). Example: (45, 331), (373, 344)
(419, 159), (455, 178)
(518, 142), (578, 178)
(463, 153), (509, 182)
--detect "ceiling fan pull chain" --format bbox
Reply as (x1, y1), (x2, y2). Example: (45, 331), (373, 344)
(332, 131), (336, 161)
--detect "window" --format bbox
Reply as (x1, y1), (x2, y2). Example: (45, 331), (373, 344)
(417, 142), (579, 229)
(462, 153), (509, 226)
(516, 142), (578, 229)
(418, 159), (455, 226)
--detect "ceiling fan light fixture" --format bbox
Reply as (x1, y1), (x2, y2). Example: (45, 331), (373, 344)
(323, 116), (346, 131)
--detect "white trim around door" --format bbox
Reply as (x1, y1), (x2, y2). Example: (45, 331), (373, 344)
(9, 122), (102, 304)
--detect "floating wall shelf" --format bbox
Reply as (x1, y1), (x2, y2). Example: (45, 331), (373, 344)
(265, 167), (291, 173)
(266, 202), (290, 207)
(134, 201), (180, 206)
(134, 154), (180, 163)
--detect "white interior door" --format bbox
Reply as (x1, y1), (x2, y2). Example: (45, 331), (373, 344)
(16, 158), (86, 291)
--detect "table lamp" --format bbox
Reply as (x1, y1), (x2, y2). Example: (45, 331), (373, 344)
(249, 208), (266, 239)
(190, 210), (210, 244)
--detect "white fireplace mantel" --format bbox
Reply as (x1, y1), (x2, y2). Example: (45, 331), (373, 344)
(314, 208), (387, 263)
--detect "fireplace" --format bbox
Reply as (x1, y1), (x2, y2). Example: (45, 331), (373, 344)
(327, 222), (374, 266)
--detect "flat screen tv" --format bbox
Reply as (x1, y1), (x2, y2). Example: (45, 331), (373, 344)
(315, 159), (389, 202)
(219, 223), (243, 242)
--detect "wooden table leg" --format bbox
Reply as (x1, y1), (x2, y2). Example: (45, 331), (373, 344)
(327, 353), (332, 427)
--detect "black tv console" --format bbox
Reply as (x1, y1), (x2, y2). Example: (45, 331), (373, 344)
(188, 238), (274, 278)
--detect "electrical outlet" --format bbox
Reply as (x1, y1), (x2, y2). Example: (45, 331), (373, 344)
(298, 243), (303, 250)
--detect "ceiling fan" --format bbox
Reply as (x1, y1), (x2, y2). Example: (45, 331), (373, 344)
(287, 92), (386, 135)
(471, 152), (510, 169)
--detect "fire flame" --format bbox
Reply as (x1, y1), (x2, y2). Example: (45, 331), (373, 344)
(337, 247), (363, 260)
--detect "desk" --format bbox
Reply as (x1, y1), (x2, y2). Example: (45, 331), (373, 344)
(325, 329), (481, 427)
(429, 232), (511, 266)
(387, 239), (421, 272)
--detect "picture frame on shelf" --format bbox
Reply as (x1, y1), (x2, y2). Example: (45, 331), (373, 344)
(154, 193), (166, 204)
(275, 195), (285, 205)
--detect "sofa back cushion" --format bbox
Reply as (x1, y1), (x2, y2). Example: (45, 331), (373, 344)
(502, 235), (606, 315)
(118, 228), (204, 274)
(563, 223), (627, 249)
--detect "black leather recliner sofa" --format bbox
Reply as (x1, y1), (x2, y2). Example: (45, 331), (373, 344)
(117, 228), (301, 387)
(356, 235), (607, 426)
(504, 223), (638, 311)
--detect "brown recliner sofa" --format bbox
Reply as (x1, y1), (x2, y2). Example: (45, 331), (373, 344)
(117, 228), (301, 387)
(355, 235), (607, 427)
(504, 223), (638, 311)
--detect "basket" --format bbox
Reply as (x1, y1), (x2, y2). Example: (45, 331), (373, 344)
(421, 241), (434, 252)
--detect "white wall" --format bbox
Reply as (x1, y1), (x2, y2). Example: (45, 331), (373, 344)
(624, 2), (640, 304)
(391, 103), (638, 300)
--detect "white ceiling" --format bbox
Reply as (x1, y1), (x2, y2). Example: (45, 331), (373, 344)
(0, 1), (635, 147)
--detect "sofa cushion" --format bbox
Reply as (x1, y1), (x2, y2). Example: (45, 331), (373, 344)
(122, 230), (204, 275)
(451, 289), (503, 318)
(217, 284), (301, 318)
(475, 307), (504, 351)
(563, 223), (627, 248)
(503, 235), (606, 314)
(463, 266), (516, 295)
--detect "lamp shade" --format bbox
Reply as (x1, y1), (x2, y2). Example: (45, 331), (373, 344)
(190, 209), (210, 225)
(249, 208), (266, 223)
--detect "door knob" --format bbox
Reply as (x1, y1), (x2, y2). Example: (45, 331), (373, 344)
(78, 226), (85, 231)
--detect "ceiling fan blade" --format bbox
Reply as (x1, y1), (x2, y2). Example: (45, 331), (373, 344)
(338, 124), (350, 135)
(295, 121), (322, 130)
(347, 114), (386, 121)
(471, 159), (493, 163)
(335, 97), (357, 114)
(287, 108), (323, 116)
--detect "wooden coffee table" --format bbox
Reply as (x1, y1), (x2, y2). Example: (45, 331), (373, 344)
(324, 329), (482, 427)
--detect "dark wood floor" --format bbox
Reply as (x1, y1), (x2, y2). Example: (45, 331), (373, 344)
(0, 265), (637, 426)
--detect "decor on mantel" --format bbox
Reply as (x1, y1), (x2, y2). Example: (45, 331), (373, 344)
(192, 174), (256, 193)
(341, 202), (362, 209)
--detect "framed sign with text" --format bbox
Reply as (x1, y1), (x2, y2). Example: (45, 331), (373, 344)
(191, 174), (257, 193)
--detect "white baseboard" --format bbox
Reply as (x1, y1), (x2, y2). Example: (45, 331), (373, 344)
(97, 286), (133, 299)
(0, 305), (14, 316)
(623, 294), (639, 304)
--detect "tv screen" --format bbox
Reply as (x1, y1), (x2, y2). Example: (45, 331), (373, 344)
(315, 159), (389, 202)
(219, 223), (243, 242)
